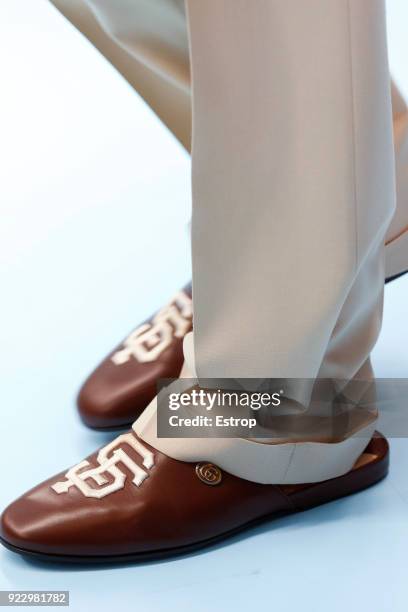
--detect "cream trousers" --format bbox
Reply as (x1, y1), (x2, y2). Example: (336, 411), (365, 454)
(50, 0), (407, 258)
(50, 0), (397, 483)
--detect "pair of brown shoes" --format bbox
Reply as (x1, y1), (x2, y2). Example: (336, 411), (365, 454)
(0, 285), (390, 563)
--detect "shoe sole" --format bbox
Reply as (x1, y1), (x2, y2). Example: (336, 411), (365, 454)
(385, 269), (408, 283)
(0, 434), (389, 564)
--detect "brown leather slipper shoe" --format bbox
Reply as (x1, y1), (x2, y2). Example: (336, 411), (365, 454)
(78, 284), (192, 430)
(0, 431), (389, 564)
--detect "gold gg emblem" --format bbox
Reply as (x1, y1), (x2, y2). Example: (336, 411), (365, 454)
(195, 463), (222, 486)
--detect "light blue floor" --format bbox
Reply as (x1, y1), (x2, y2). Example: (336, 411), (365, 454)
(0, 2), (408, 611)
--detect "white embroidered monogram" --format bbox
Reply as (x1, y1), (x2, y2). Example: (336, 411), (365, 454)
(111, 291), (192, 365)
(51, 434), (155, 499)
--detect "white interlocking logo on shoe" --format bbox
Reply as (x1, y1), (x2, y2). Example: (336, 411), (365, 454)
(51, 434), (154, 499)
(111, 291), (192, 365)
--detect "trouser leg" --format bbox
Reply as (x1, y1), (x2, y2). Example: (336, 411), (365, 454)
(186, 0), (394, 381)
(135, 0), (397, 484)
(49, 0), (191, 149)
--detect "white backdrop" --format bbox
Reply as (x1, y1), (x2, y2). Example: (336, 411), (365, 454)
(0, 3), (407, 612)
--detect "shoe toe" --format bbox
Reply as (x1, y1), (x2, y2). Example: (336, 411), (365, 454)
(77, 365), (157, 429)
(0, 489), (72, 557)
(0, 454), (147, 559)
(77, 346), (184, 430)
(1, 498), (35, 552)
